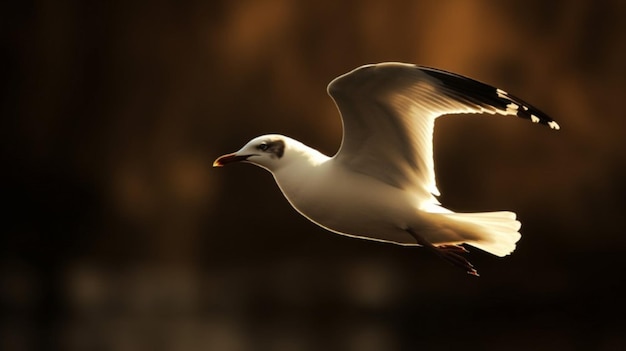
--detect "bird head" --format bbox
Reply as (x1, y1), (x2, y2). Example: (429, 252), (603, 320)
(213, 134), (288, 172)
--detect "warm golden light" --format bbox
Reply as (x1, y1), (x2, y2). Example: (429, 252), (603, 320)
(4, 1), (625, 350)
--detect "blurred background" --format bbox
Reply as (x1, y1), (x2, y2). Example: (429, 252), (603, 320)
(3, 0), (626, 350)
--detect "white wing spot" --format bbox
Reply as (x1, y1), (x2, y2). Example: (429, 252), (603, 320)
(506, 103), (519, 114)
(548, 121), (560, 130)
(496, 89), (508, 99)
(531, 115), (540, 123)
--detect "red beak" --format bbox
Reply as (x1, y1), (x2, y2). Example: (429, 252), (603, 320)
(213, 153), (254, 167)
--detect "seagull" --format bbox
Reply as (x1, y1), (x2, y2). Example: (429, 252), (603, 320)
(214, 62), (559, 276)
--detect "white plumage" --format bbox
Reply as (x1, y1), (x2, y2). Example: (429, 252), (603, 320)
(214, 62), (559, 275)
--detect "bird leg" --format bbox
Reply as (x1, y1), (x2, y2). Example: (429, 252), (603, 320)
(406, 228), (479, 276)
(437, 245), (469, 254)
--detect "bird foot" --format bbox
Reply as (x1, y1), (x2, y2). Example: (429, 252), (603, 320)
(435, 246), (479, 277)
(406, 229), (479, 276)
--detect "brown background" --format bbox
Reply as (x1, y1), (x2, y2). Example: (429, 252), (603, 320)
(3, 1), (626, 350)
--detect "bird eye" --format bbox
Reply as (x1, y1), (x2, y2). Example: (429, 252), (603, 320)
(258, 142), (269, 151)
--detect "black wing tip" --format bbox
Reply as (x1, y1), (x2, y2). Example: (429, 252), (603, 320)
(417, 66), (560, 130)
(495, 89), (561, 130)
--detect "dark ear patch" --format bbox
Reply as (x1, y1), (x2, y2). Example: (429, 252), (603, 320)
(268, 140), (285, 159)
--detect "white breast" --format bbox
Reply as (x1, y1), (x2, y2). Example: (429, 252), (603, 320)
(272, 159), (420, 243)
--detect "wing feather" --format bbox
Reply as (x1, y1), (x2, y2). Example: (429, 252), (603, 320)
(327, 62), (558, 202)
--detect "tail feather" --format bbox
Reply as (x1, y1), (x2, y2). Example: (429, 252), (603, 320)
(441, 211), (521, 257)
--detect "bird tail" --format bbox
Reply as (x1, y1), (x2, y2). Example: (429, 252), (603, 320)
(439, 211), (522, 257)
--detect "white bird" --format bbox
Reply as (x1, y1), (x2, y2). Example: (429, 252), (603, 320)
(214, 62), (559, 276)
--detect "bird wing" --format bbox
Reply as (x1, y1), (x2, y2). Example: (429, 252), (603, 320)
(327, 62), (559, 202)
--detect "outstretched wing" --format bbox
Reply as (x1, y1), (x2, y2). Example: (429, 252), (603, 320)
(328, 62), (559, 202)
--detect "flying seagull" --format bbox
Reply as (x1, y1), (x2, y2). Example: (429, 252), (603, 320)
(214, 62), (559, 276)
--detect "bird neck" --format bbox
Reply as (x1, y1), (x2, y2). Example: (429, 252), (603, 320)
(279, 138), (330, 169)
(271, 141), (329, 190)
(269, 148), (328, 212)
